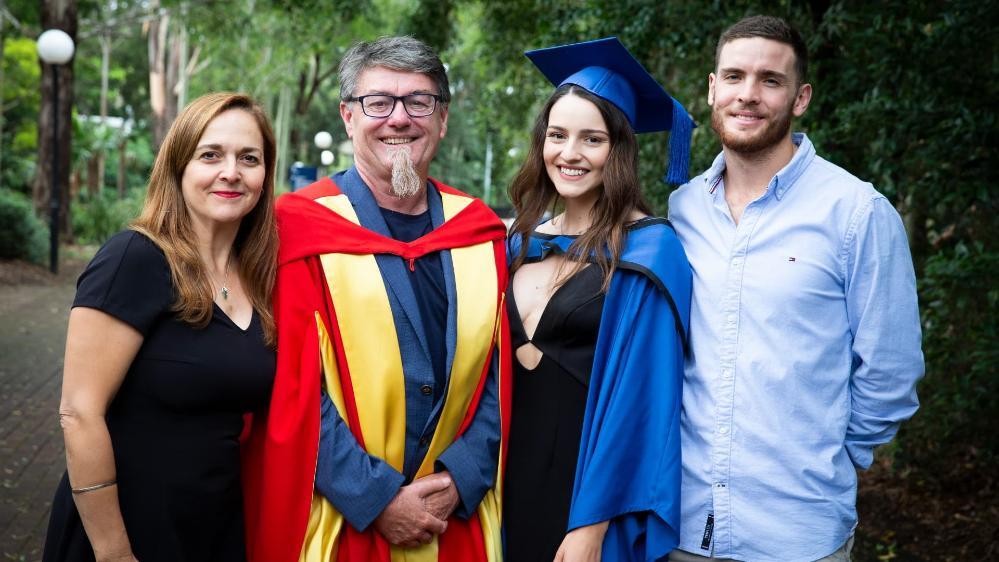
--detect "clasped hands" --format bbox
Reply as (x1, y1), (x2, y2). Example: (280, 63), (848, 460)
(373, 470), (459, 548)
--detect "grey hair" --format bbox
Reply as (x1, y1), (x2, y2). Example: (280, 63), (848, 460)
(337, 36), (451, 103)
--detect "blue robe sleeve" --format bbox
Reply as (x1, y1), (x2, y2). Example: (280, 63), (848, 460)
(567, 268), (685, 561)
(436, 352), (501, 518)
(315, 391), (406, 531)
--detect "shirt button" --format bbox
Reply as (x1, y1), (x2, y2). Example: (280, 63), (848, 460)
(719, 426), (729, 435)
(420, 384), (433, 396)
(722, 369), (733, 379)
(731, 259), (741, 267)
(727, 314), (737, 324)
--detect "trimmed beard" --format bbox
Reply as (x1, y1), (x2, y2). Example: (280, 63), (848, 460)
(711, 100), (793, 157)
(388, 146), (422, 199)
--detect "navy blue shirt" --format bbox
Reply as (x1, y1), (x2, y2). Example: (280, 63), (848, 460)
(379, 207), (448, 404)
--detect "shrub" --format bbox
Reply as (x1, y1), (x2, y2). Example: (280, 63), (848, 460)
(0, 189), (48, 264)
(892, 242), (999, 483)
(72, 188), (144, 245)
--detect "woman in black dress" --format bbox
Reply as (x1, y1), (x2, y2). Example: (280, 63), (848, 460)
(504, 39), (694, 561)
(43, 92), (278, 562)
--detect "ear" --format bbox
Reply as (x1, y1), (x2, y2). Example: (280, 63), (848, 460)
(707, 73), (716, 106)
(792, 83), (812, 117)
(339, 100), (355, 138)
(438, 104), (449, 140)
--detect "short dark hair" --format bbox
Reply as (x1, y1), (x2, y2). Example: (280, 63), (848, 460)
(338, 36), (451, 103)
(716, 15), (808, 84)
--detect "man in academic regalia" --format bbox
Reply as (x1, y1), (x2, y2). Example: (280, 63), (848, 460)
(241, 36), (510, 562)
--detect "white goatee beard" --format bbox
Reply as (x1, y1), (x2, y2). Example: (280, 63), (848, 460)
(388, 146), (422, 199)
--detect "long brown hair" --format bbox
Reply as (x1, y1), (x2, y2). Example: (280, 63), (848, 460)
(131, 92), (278, 346)
(508, 85), (651, 291)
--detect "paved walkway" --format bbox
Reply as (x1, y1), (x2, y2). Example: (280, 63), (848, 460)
(0, 263), (82, 561)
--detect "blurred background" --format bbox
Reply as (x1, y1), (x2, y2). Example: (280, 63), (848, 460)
(0, 0), (996, 560)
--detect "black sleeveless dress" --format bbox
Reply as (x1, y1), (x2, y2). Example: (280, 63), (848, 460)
(503, 264), (605, 562)
(42, 231), (275, 562)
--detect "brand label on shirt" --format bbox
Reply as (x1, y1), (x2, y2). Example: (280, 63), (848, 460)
(700, 513), (714, 550)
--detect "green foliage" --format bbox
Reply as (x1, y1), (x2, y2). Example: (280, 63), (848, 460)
(802, 0), (999, 477)
(439, 0), (999, 481)
(0, 0), (992, 486)
(0, 189), (48, 264)
(2, 38), (40, 106)
(107, 132), (156, 193)
(71, 188), (145, 245)
(895, 242), (999, 473)
(2, 37), (42, 193)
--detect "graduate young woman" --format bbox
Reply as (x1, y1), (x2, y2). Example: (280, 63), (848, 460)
(503, 38), (694, 562)
(43, 92), (278, 562)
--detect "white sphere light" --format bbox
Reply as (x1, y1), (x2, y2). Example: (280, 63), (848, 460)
(314, 131), (333, 150)
(37, 29), (75, 65)
(320, 150), (335, 166)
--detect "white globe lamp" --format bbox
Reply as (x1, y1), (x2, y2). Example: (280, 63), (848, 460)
(37, 29), (75, 64)
(314, 131), (333, 150)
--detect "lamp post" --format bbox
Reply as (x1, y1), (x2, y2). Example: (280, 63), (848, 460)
(314, 131), (333, 175)
(37, 29), (75, 274)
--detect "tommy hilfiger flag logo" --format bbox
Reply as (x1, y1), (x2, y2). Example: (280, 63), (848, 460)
(788, 257), (796, 262)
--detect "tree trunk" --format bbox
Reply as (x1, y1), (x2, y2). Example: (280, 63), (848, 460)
(148, 3), (169, 150)
(165, 26), (181, 128)
(86, 155), (99, 195)
(34, 0), (78, 242)
(174, 25), (188, 111)
(273, 86), (292, 192)
(97, 32), (111, 193)
(147, 3), (191, 150)
(0, 23), (6, 183)
(117, 139), (127, 198)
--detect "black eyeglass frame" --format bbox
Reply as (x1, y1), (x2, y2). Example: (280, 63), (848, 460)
(346, 93), (443, 118)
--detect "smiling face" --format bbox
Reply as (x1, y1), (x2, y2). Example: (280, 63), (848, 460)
(180, 109), (265, 234)
(709, 37), (811, 155)
(339, 66), (448, 193)
(542, 93), (611, 206)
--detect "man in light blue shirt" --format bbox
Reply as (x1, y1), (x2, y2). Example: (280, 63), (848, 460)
(668, 16), (923, 562)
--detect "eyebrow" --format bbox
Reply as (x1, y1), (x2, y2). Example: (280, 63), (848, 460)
(361, 89), (435, 96)
(719, 67), (789, 80)
(195, 143), (262, 153)
(759, 69), (789, 80)
(547, 125), (609, 135)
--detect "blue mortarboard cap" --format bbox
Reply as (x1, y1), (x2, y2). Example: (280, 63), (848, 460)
(525, 37), (696, 184)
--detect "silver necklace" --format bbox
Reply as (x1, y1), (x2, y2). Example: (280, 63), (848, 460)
(216, 253), (232, 300)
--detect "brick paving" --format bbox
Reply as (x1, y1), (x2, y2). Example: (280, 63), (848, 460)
(0, 271), (80, 562)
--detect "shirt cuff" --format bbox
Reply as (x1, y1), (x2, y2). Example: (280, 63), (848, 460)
(845, 441), (875, 470)
(326, 465), (405, 532)
(436, 438), (490, 519)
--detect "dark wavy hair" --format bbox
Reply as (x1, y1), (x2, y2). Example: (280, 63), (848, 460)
(508, 85), (651, 291)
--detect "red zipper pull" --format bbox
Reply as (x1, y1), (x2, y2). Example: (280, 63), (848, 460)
(408, 258), (416, 272)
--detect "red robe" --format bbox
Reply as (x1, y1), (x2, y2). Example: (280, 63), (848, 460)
(241, 177), (511, 562)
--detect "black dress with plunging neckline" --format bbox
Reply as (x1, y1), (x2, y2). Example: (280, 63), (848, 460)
(504, 262), (605, 562)
(43, 231), (274, 562)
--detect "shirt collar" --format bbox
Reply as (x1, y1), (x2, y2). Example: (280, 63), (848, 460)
(702, 132), (816, 200)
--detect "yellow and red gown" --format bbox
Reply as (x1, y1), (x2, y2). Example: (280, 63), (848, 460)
(241, 175), (511, 562)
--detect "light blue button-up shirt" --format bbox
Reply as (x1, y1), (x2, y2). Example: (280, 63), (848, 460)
(668, 133), (923, 561)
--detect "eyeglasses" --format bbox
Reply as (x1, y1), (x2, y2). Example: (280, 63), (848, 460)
(347, 94), (442, 118)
